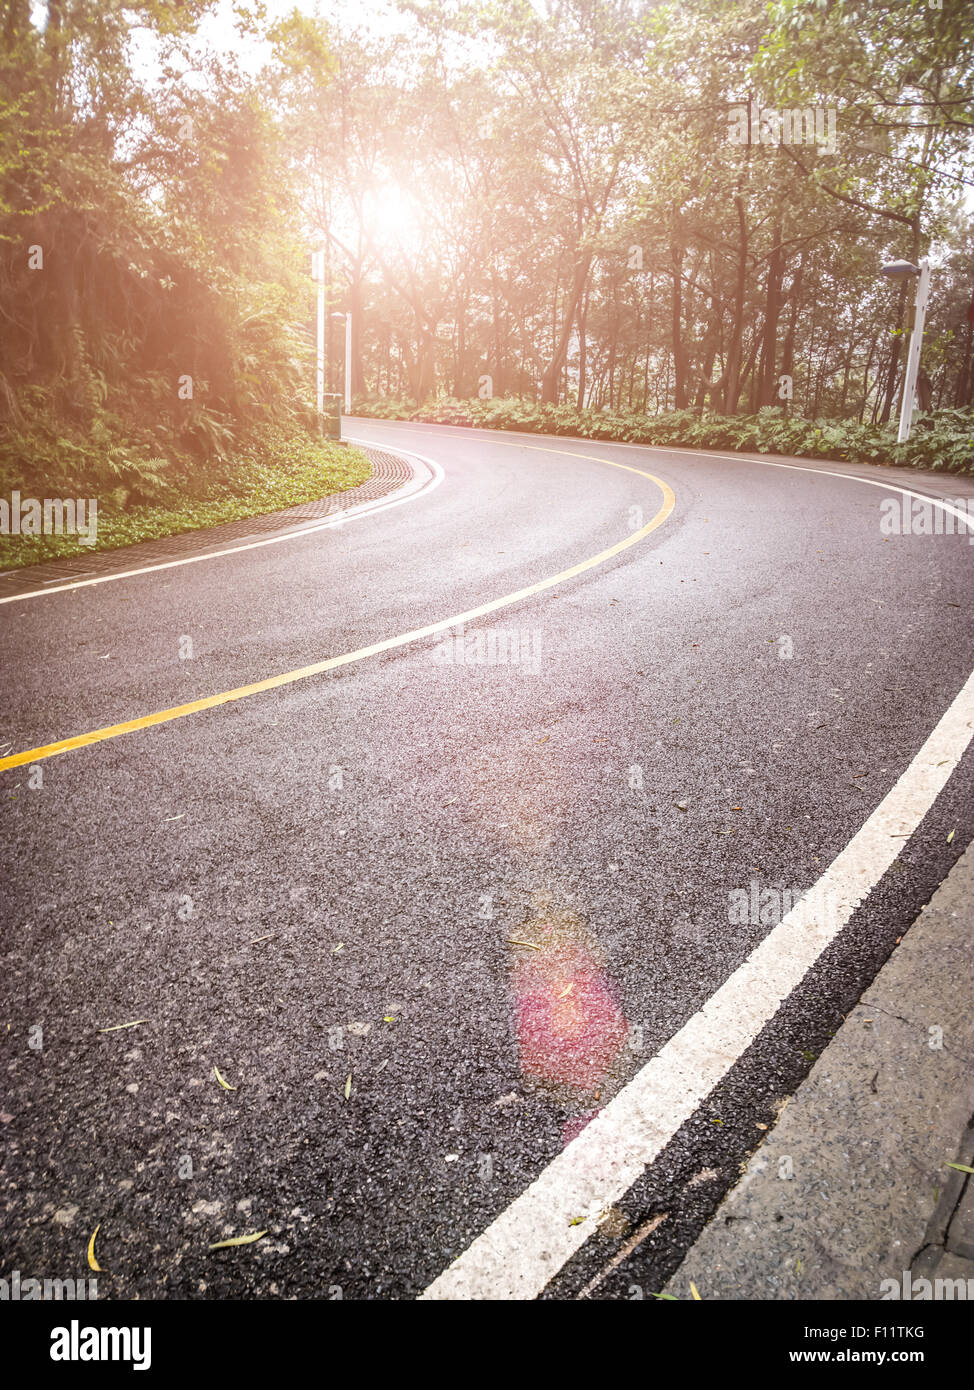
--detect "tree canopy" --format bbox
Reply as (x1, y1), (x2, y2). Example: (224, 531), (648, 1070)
(2, 0), (973, 494)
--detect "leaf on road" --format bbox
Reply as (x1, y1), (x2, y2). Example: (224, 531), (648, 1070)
(507, 938), (541, 950)
(97, 1020), (147, 1033)
(946, 1163), (974, 1175)
(569, 1215), (586, 1226)
(536, 735), (550, 744)
(557, 983), (574, 998)
(249, 933), (276, 945)
(333, 942), (344, 953)
(652, 1292), (678, 1300)
(344, 1073), (352, 1101)
(209, 1231), (268, 1251)
(87, 1224), (102, 1272)
(690, 1282), (702, 1301)
(947, 829), (956, 843)
(213, 1066), (236, 1091)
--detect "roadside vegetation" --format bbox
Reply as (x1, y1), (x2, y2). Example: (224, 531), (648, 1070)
(0, 3), (366, 571)
(0, 429), (369, 569)
(2, 1), (972, 571)
(353, 398), (974, 472)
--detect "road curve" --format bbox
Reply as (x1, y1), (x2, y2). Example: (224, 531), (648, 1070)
(2, 419), (973, 1300)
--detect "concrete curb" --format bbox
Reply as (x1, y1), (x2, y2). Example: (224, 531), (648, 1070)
(0, 443), (428, 600)
(663, 842), (974, 1301)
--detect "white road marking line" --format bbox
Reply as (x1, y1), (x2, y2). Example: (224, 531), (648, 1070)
(0, 442), (443, 604)
(422, 663), (974, 1299)
(354, 420), (974, 537)
(354, 420), (973, 1300)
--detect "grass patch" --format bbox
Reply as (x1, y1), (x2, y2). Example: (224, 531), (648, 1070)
(0, 427), (370, 571)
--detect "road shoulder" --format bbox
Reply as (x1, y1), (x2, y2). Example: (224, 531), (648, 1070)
(0, 443), (420, 599)
(664, 842), (974, 1301)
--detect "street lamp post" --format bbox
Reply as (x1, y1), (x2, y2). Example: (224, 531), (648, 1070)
(311, 248), (326, 424)
(880, 257), (931, 444)
(330, 311), (352, 415)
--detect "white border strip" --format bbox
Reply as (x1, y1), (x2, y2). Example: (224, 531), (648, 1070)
(422, 664), (974, 1299)
(354, 419), (974, 538)
(0, 440), (443, 605)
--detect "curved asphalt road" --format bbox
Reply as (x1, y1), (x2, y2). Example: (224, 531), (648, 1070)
(1, 419), (973, 1300)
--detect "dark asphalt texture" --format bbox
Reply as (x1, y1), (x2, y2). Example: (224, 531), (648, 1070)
(2, 419), (973, 1300)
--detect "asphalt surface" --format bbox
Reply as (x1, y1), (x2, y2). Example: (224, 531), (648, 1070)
(2, 418), (973, 1301)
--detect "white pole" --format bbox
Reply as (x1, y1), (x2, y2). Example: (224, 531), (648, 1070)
(344, 310), (352, 415)
(313, 249), (325, 427)
(897, 257), (930, 444)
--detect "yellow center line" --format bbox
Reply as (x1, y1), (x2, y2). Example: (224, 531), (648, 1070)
(0, 449), (675, 772)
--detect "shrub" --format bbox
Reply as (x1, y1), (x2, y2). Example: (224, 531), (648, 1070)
(350, 396), (974, 473)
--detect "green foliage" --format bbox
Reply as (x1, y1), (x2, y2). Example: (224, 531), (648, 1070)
(0, 426), (369, 569)
(352, 397), (974, 473)
(0, 0), (321, 508)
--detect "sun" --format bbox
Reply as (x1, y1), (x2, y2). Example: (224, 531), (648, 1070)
(362, 181), (426, 255)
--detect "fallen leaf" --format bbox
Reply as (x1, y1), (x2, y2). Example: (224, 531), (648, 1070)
(344, 1074), (352, 1101)
(947, 829), (955, 843)
(213, 1065), (236, 1091)
(209, 1231), (268, 1250)
(652, 1292), (678, 1300)
(946, 1163), (974, 1175)
(97, 1020), (147, 1033)
(507, 938), (541, 950)
(87, 1224), (102, 1272)
(690, 1281), (702, 1301)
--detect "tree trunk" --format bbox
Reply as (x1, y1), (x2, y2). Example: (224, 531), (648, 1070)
(722, 196), (748, 414)
(757, 225), (784, 408)
(670, 241), (688, 409)
(576, 287), (588, 410)
(879, 280), (907, 424)
(541, 248), (592, 404)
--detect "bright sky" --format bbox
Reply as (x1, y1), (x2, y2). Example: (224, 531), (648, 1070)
(193, 0), (411, 72)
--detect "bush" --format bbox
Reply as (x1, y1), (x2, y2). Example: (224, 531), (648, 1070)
(350, 397), (974, 473)
(0, 424), (369, 570)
